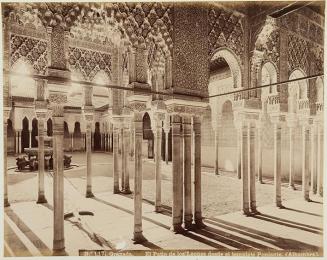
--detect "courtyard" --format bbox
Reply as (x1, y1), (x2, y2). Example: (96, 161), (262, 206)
(4, 152), (324, 256)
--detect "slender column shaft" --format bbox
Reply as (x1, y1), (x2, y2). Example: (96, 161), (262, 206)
(37, 118), (47, 203)
(53, 116), (65, 252)
(183, 117), (192, 229)
(249, 122), (256, 212)
(317, 125), (324, 196)
(18, 131), (21, 153)
(121, 128), (125, 190)
(237, 128), (242, 179)
(165, 131), (169, 164)
(86, 121), (94, 198)
(302, 125), (310, 201)
(242, 123), (250, 214)
(257, 127), (263, 183)
(113, 126), (120, 193)
(133, 112), (146, 243)
(193, 116), (204, 227)
(154, 120), (162, 212)
(273, 123), (282, 207)
(214, 129), (219, 175)
(16, 131), (19, 154)
(122, 127), (131, 193)
(171, 115), (183, 232)
(4, 119), (10, 207)
(71, 133), (74, 152)
(29, 130), (32, 148)
(288, 127), (295, 189)
(130, 129), (134, 158)
(310, 125), (317, 194)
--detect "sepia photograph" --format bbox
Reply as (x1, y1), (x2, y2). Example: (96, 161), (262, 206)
(1, 0), (325, 257)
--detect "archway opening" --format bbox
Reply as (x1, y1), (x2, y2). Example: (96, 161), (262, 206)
(289, 70), (308, 113)
(64, 122), (70, 151)
(73, 122), (82, 151)
(143, 113), (154, 159)
(31, 118), (38, 148)
(21, 117), (29, 152)
(94, 122), (101, 151)
(7, 119), (15, 154)
(47, 119), (53, 136)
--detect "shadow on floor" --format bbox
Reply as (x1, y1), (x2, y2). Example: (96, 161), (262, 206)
(283, 207), (323, 217)
(206, 217), (321, 251)
(5, 208), (52, 256)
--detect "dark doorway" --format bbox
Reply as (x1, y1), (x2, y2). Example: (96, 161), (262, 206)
(47, 118), (53, 136)
(7, 119), (15, 154)
(31, 118), (38, 148)
(143, 112), (154, 159)
(21, 117), (29, 152)
(94, 122), (101, 151)
(73, 122), (82, 151)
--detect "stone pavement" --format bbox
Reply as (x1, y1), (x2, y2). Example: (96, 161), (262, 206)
(4, 153), (323, 256)
(4, 191), (323, 256)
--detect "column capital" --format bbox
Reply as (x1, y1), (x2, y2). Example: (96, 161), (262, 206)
(3, 107), (11, 121)
(165, 99), (208, 117)
(83, 105), (94, 122)
(49, 93), (67, 117)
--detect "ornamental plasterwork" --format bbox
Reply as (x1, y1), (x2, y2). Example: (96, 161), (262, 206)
(68, 47), (111, 82)
(208, 6), (244, 59)
(288, 34), (309, 75)
(310, 44), (324, 74)
(10, 34), (48, 75)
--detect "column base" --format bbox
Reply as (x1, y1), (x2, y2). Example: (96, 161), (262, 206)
(288, 184), (296, 190)
(132, 232), (147, 244)
(242, 208), (251, 216)
(121, 188), (132, 194)
(86, 191), (94, 198)
(194, 218), (206, 229)
(155, 205), (163, 213)
(52, 249), (67, 256)
(170, 224), (185, 234)
(4, 198), (10, 207)
(250, 207), (260, 215)
(36, 195), (48, 204)
(183, 221), (194, 230)
(275, 201), (284, 209)
(258, 178), (264, 184)
(113, 186), (120, 194)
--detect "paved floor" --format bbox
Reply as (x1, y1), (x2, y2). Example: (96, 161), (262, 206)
(4, 152), (324, 256)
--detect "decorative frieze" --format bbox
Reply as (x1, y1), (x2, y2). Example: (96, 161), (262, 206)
(288, 34), (309, 75)
(10, 34), (47, 74)
(208, 5), (244, 59)
(68, 47), (112, 82)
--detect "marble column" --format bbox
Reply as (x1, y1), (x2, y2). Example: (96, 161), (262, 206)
(70, 133), (74, 152)
(241, 122), (250, 214)
(236, 128), (242, 179)
(310, 124), (317, 194)
(214, 128), (219, 175)
(317, 124), (323, 197)
(171, 114), (183, 233)
(130, 128), (134, 158)
(153, 116), (163, 212)
(273, 122), (283, 208)
(4, 108), (11, 207)
(133, 111), (147, 243)
(183, 116), (193, 229)
(302, 125), (310, 201)
(120, 128), (125, 190)
(36, 113), (47, 204)
(49, 94), (67, 254)
(164, 116), (170, 165)
(29, 130), (32, 148)
(288, 126), (296, 189)
(85, 117), (94, 198)
(16, 130), (21, 154)
(256, 124), (263, 184)
(122, 124), (131, 194)
(248, 122), (257, 213)
(193, 116), (204, 228)
(113, 125), (120, 194)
